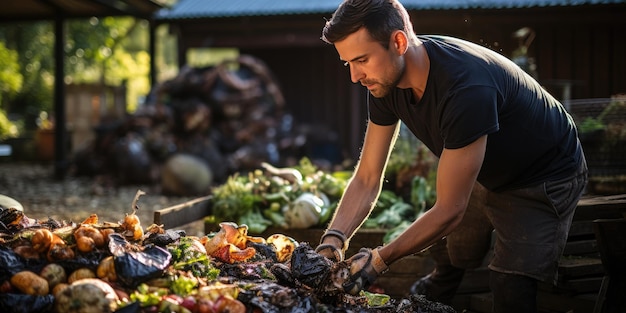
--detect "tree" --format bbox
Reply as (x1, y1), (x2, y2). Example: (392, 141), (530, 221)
(0, 16), (164, 130)
(0, 22), (54, 129)
(0, 41), (23, 139)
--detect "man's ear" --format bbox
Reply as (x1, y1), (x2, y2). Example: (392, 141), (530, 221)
(391, 30), (409, 55)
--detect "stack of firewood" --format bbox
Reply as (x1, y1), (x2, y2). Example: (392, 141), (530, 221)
(71, 55), (307, 196)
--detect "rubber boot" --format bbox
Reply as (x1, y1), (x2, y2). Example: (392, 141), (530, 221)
(490, 271), (538, 313)
(410, 263), (466, 305)
(410, 239), (465, 305)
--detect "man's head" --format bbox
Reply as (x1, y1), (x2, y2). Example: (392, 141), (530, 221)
(323, 0), (417, 98)
(321, 0), (417, 47)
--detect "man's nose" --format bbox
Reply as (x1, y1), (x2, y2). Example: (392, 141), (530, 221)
(350, 66), (364, 84)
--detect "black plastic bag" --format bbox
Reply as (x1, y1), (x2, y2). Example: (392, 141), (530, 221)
(107, 233), (172, 288)
(0, 293), (54, 313)
(0, 246), (25, 281)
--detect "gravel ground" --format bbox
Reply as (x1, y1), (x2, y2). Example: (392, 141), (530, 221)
(0, 162), (206, 236)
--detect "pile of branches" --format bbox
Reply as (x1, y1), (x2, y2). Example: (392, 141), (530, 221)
(71, 55), (309, 195)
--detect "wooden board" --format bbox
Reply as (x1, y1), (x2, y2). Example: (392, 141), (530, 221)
(557, 257), (604, 281)
(153, 195), (212, 229)
(574, 194), (626, 220)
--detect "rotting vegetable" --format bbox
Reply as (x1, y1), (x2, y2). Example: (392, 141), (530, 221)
(0, 184), (453, 313)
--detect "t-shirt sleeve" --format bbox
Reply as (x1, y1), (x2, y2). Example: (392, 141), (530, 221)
(442, 85), (500, 149)
(368, 95), (399, 126)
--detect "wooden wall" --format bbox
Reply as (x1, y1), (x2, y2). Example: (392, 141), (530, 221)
(162, 3), (626, 161)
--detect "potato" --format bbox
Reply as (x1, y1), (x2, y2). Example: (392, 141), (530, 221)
(96, 256), (117, 282)
(68, 268), (96, 284)
(10, 270), (49, 296)
(40, 263), (67, 289)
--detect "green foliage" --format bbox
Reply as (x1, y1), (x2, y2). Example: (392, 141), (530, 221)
(579, 117), (605, 133)
(0, 41), (23, 105)
(0, 108), (19, 140)
(386, 124), (421, 175)
(0, 16), (174, 123)
(0, 22), (54, 125)
(65, 17), (152, 111)
(168, 236), (220, 280)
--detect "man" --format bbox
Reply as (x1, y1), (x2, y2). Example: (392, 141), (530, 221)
(314, 1), (588, 312)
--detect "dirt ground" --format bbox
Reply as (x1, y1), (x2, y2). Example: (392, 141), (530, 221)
(0, 162), (206, 236)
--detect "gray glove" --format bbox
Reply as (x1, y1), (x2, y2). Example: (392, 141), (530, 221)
(342, 247), (389, 295)
(315, 229), (348, 262)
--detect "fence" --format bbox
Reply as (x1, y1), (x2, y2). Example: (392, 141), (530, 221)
(568, 96), (626, 194)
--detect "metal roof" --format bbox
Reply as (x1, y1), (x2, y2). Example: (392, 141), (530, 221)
(0, 0), (167, 22)
(155, 0), (625, 20)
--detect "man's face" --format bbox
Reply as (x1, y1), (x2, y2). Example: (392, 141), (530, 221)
(334, 27), (405, 98)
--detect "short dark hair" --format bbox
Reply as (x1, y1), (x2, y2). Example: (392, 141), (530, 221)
(321, 0), (416, 49)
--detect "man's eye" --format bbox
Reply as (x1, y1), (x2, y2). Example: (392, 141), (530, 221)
(343, 61), (349, 67)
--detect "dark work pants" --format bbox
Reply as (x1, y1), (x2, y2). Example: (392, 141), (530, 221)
(412, 158), (588, 312)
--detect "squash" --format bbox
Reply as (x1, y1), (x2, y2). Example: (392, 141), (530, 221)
(10, 270), (49, 296)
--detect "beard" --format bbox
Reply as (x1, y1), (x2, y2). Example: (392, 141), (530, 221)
(364, 57), (405, 98)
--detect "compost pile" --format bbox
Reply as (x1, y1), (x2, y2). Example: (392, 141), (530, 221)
(71, 55), (312, 196)
(0, 190), (455, 313)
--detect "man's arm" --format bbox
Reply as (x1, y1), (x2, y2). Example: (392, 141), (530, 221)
(379, 134), (487, 264)
(322, 121), (400, 248)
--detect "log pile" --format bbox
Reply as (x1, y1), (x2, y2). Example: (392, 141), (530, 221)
(71, 55), (309, 196)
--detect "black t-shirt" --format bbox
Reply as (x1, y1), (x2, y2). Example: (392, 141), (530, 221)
(369, 35), (582, 191)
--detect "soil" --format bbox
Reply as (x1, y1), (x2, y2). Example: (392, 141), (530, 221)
(0, 162), (206, 236)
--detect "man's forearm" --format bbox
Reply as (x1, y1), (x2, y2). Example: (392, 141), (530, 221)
(327, 174), (382, 239)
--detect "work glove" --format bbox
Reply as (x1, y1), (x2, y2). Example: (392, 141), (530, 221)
(342, 247), (389, 295)
(315, 229), (348, 262)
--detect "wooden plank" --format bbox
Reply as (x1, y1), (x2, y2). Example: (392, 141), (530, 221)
(573, 194), (626, 221)
(153, 195), (212, 229)
(577, 194), (626, 212)
(557, 257), (604, 281)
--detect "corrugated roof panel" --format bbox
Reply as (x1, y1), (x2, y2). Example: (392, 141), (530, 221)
(155, 0), (343, 19)
(155, 0), (625, 20)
